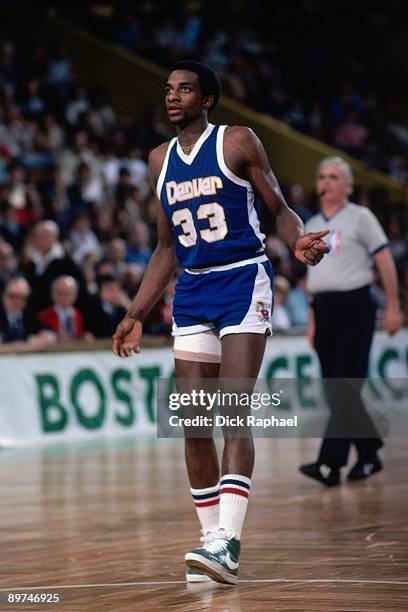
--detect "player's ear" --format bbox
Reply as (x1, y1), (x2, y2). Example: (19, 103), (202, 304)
(203, 95), (214, 110)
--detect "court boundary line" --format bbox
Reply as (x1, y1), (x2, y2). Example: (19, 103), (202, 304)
(1, 577), (408, 591)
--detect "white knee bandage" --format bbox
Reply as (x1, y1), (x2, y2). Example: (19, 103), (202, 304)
(173, 330), (222, 363)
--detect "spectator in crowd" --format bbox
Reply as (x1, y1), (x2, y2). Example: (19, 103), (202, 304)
(88, 87), (116, 132)
(114, 167), (136, 210)
(94, 209), (115, 243)
(286, 268), (309, 327)
(265, 235), (291, 277)
(66, 161), (104, 219)
(65, 83), (90, 125)
(0, 276), (53, 344)
(271, 275), (291, 330)
(387, 212), (407, 267)
(68, 212), (102, 265)
(8, 162), (42, 227)
(0, 41), (17, 90)
(388, 154), (408, 184)
(101, 148), (121, 191)
(136, 104), (172, 151)
(84, 273), (129, 338)
(37, 164), (67, 221)
(126, 221), (152, 269)
(57, 130), (101, 186)
(334, 109), (369, 156)
(144, 273), (177, 335)
(0, 203), (25, 251)
(37, 275), (87, 340)
(308, 102), (325, 140)
(286, 184), (313, 223)
(22, 78), (46, 118)
(329, 80), (366, 125)
(123, 147), (149, 196)
(23, 220), (87, 311)
(47, 41), (72, 98)
(285, 98), (307, 132)
(0, 240), (17, 293)
(35, 113), (64, 153)
(82, 252), (100, 295)
(0, 102), (28, 155)
(104, 237), (132, 282)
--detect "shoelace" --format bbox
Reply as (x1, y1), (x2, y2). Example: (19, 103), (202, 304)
(199, 527), (235, 553)
(200, 529), (217, 545)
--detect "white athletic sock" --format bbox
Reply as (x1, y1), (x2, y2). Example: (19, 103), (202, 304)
(190, 482), (220, 531)
(218, 474), (251, 540)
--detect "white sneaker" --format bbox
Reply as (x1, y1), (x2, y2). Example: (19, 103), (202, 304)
(185, 528), (240, 585)
(186, 567), (212, 582)
(185, 529), (216, 582)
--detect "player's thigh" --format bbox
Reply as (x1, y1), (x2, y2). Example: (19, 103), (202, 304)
(175, 358), (220, 379)
(218, 334), (265, 441)
(174, 333), (220, 440)
(220, 333), (266, 379)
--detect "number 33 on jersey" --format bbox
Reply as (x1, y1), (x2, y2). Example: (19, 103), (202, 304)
(157, 124), (265, 270)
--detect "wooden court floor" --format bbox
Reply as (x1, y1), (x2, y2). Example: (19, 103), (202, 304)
(1, 436), (407, 611)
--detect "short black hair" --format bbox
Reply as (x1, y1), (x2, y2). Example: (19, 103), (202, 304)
(170, 60), (221, 112)
(96, 273), (118, 289)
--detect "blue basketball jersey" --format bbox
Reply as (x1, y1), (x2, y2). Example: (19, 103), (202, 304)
(157, 124), (265, 269)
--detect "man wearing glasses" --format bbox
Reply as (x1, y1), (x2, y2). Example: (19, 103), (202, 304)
(0, 277), (52, 344)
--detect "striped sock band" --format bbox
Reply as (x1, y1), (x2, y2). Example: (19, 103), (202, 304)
(219, 474), (251, 539)
(191, 482), (220, 531)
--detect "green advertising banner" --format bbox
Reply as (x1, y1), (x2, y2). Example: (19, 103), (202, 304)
(0, 331), (407, 446)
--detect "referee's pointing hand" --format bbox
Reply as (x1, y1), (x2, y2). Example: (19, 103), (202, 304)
(294, 230), (330, 266)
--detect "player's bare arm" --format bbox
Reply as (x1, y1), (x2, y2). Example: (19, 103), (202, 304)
(112, 143), (178, 358)
(224, 126), (329, 266)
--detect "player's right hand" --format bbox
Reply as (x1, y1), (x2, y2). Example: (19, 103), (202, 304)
(112, 317), (143, 358)
(294, 230), (330, 266)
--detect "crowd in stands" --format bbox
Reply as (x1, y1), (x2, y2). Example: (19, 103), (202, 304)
(0, 30), (175, 345)
(0, 17), (407, 346)
(78, 0), (408, 183)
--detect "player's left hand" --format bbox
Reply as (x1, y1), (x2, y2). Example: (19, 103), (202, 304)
(294, 230), (330, 266)
(383, 303), (403, 336)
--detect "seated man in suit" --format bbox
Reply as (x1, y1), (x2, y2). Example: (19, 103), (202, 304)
(23, 220), (88, 312)
(0, 277), (54, 345)
(84, 274), (129, 338)
(37, 275), (88, 341)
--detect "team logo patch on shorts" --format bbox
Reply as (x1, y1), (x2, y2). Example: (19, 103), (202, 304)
(255, 301), (270, 322)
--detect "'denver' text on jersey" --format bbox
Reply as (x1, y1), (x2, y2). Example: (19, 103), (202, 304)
(157, 124), (265, 270)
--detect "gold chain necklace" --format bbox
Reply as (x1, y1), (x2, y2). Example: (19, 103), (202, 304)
(179, 141), (195, 154)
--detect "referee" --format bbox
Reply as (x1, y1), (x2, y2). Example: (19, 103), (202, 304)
(300, 156), (402, 486)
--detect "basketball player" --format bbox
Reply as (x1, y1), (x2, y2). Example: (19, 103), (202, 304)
(113, 61), (328, 585)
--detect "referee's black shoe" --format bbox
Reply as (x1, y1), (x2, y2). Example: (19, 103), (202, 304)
(347, 457), (383, 481)
(299, 462), (340, 487)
